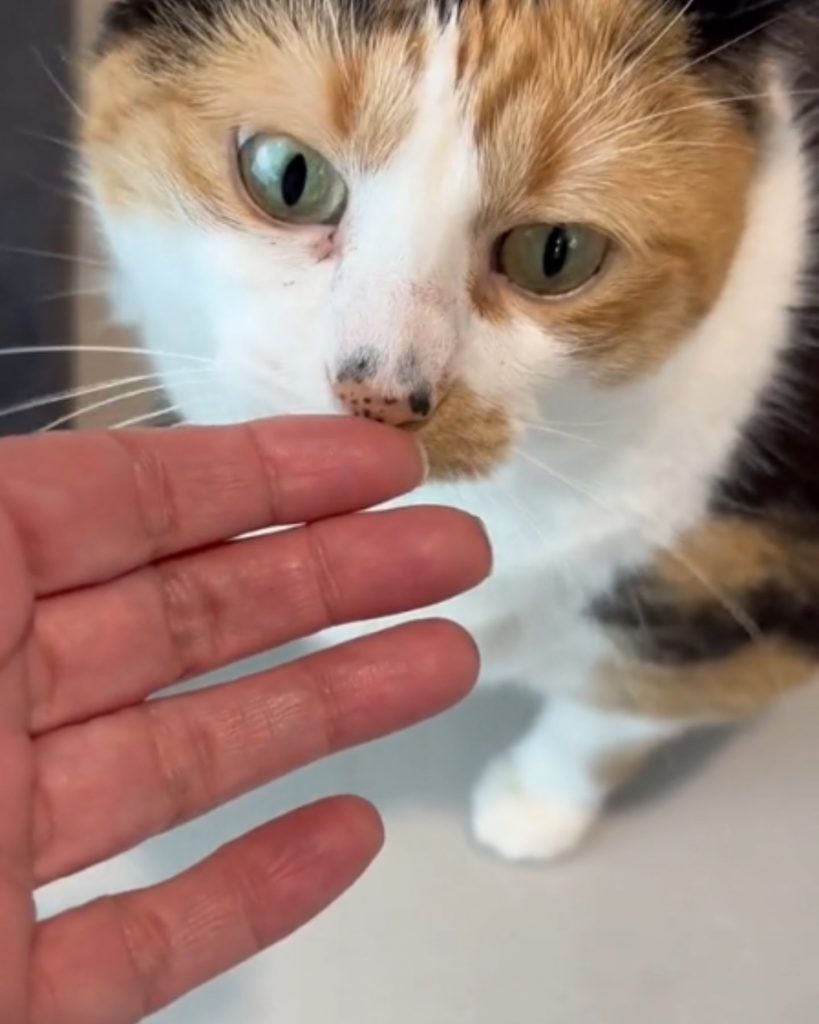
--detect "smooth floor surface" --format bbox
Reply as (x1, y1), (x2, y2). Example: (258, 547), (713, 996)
(39, 651), (819, 1024)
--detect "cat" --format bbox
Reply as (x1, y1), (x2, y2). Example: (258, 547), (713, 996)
(81, 0), (819, 863)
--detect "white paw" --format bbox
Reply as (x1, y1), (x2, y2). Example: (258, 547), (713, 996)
(471, 761), (597, 862)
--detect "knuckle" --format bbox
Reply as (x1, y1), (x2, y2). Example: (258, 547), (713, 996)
(243, 421), (285, 524)
(215, 852), (271, 955)
(106, 893), (172, 1016)
(144, 703), (217, 830)
(109, 433), (181, 561)
(300, 660), (346, 755)
(302, 524), (344, 627)
(152, 559), (221, 680)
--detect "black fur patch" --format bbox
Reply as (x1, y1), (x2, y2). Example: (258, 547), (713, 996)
(98, 0), (225, 50)
(671, 0), (801, 56)
(593, 574), (819, 666)
(713, 11), (819, 524)
(601, 11), (819, 669)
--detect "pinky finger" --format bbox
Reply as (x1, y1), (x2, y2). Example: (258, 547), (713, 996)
(30, 798), (383, 1024)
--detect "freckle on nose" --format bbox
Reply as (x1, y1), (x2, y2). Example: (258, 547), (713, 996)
(332, 380), (436, 428)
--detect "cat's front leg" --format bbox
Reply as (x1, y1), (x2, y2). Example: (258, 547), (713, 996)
(471, 699), (681, 862)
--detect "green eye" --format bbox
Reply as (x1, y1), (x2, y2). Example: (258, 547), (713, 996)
(238, 134), (347, 225)
(497, 223), (609, 297)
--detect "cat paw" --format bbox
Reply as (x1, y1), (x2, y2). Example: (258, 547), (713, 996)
(471, 761), (597, 862)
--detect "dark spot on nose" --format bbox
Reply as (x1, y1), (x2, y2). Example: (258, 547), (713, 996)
(409, 389), (432, 418)
(337, 348), (380, 384)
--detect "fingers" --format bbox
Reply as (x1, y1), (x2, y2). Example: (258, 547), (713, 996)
(0, 675), (35, 1023)
(0, 417), (424, 596)
(30, 799), (381, 1024)
(29, 506), (490, 733)
(33, 620), (478, 884)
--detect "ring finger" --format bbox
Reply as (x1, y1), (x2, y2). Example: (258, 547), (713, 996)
(30, 506), (490, 733)
(33, 620), (479, 884)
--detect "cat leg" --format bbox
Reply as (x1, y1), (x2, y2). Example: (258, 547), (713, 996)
(471, 699), (681, 862)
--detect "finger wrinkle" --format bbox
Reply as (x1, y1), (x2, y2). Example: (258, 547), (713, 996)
(302, 522), (345, 628)
(106, 432), (181, 565)
(105, 894), (168, 1020)
(150, 558), (222, 682)
(141, 704), (213, 831)
(27, 619), (60, 730)
(243, 421), (286, 529)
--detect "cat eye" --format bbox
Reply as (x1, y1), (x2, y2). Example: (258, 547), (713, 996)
(238, 134), (348, 226)
(497, 224), (609, 297)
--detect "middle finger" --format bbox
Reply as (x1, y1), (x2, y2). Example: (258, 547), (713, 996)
(29, 506), (490, 733)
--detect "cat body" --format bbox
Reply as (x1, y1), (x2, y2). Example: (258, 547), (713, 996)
(84, 0), (819, 860)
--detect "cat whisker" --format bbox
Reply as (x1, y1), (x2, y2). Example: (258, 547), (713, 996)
(526, 415), (626, 429)
(515, 447), (764, 648)
(0, 345), (213, 365)
(0, 370), (174, 422)
(578, 4), (791, 149)
(551, 1), (692, 142)
(642, 8), (785, 100)
(581, 86), (819, 158)
(39, 371), (209, 432)
(32, 46), (86, 121)
(569, 137), (755, 177)
(0, 245), (105, 268)
(491, 479), (555, 550)
(572, 0), (698, 137)
(20, 172), (95, 212)
(37, 285), (109, 305)
(110, 403), (184, 431)
(518, 420), (604, 448)
(17, 128), (82, 156)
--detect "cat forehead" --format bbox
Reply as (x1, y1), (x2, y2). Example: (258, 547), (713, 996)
(88, 0), (763, 237)
(91, 0), (729, 170)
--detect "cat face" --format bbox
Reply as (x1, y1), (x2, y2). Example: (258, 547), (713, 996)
(85, 0), (781, 478)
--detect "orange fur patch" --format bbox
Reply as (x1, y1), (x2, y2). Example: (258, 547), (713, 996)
(459, 0), (756, 380)
(417, 382), (514, 481)
(594, 640), (816, 720)
(83, 16), (421, 219)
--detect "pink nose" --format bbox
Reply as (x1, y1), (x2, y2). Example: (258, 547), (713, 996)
(333, 381), (434, 427)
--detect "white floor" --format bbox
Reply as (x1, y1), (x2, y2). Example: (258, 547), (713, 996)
(40, 650), (819, 1024)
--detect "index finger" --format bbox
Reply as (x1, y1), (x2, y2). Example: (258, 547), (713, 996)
(0, 417), (424, 595)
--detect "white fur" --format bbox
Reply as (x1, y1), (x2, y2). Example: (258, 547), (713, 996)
(330, 17), (480, 392)
(91, 22), (811, 862)
(472, 700), (680, 860)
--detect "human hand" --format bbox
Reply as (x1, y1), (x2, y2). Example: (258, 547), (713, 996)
(0, 417), (490, 1024)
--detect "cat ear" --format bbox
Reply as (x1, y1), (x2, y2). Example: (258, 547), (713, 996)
(98, 0), (218, 51)
(678, 0), (798, 54)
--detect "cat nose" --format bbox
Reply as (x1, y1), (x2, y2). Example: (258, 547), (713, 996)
(333, 381), (435, 427)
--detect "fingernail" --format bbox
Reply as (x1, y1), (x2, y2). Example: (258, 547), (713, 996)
(471, 514), (493, 563)
(415, 439), (430, 483)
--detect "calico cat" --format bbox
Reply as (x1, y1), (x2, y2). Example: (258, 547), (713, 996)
(82, 0), (819, 862)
